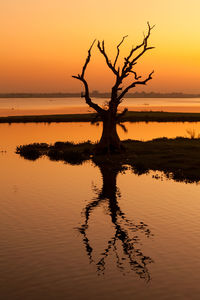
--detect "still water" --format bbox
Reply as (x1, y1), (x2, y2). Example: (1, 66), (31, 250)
(0, 122), (200, 299)
(1, 97), (200, 116)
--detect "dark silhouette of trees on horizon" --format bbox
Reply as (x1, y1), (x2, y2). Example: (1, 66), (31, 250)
(78, 159), (154, 281)
(73, 22), (155, 153)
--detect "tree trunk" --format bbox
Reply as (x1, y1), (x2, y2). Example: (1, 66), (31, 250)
(96, 111), (123, 154)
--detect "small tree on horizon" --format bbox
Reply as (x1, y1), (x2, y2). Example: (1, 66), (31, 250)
(73, 22), (155, 153)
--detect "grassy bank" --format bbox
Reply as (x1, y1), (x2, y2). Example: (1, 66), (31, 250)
(16, 137), (200, 183)
(3, 111), (200, 123)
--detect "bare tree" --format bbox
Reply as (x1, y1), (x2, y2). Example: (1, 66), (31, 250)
(73, 22), (155, 153)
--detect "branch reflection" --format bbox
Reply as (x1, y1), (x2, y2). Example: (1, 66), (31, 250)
(78, 159), (154, 281)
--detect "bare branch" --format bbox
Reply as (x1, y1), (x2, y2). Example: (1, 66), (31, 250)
(122, 22), (155, 77)
(97, 41), (119, 76)
(72, 40), (105, 115)
(123, 43), (144, 72)
(129, 46), (155, 67)
(72, 75), (105, 114)
(129, 70), (142, 80)
(118, 123), (128, 133)
(113, 35), (128, 68)
(118, 71), (154, 102)
(81, 39), (96, 78)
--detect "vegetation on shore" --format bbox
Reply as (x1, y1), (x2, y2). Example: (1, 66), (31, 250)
(3, 111), (200, 124)
(16, 137), (200, 183)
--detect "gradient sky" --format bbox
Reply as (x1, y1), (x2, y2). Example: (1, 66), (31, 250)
(0, 0), (200, 93)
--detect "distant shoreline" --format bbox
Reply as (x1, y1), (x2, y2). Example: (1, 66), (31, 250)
(1, 92), (200, 98)
(2, 111), (200, 123)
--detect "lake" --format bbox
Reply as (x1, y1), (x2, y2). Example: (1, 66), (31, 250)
(0, 121), (200, 299)
(1, 97), (200, 116)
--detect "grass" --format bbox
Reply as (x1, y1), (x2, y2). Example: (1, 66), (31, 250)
(3, 111), (200, 123)
(16, 137), (200, 183)
(16, 141), (94, 165)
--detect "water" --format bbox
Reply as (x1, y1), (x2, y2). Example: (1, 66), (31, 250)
(1, 122), (200, 299)
(1, 97), (200, 116)
(1, 122), (200, 151)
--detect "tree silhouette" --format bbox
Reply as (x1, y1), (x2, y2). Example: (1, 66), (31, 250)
(73, 22), (155, 153)
(78, 159), (154, 281)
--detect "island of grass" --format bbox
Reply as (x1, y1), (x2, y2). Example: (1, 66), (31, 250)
(16, 137), (200, 183)
(3, 111), (200, 123)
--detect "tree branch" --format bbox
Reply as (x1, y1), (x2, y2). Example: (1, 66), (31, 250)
(117, 71), (154, 101)
(121, 22), (155, 77)
(72, 75), (105, 114)
(81, 39), (96, 78)
(72, 40), (105, 115)
(129, 70), (142, 80)
(97, 40), (119, 76)
(118, 123), (128, 133)
(113, 35), (128, 68)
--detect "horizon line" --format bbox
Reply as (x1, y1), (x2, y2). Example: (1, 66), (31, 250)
(0, 91), (200, 98)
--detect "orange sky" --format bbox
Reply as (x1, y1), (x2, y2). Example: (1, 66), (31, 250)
(0, 0), (200, 93)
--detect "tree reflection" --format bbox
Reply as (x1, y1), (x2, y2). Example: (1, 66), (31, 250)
(78, 159), (154, 281)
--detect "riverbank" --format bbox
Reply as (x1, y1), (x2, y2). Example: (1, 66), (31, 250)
(3, 111), (200, 123)
(16, 137), (200, 183)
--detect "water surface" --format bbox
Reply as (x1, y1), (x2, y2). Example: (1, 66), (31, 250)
(0, 122), (200, 299)
(1, 97), (200, 116)
(1, 121), (200, 152)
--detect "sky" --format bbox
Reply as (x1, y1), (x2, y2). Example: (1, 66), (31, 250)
(0, 0), (200, 93)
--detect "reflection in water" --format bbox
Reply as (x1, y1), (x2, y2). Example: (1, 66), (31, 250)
(78, 160), (154, 281)
(15, 139), (155, 281)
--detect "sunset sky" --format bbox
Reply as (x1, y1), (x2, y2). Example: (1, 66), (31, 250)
(0, 0), (200, 93)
